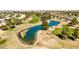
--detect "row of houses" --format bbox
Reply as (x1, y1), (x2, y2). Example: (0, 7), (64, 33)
(0, 18), (6, 26)
(0, 13), (26, 27)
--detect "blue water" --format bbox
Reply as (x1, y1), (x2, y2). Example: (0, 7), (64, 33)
(48, 21), (60, 26)
(23, 21), (60, 43)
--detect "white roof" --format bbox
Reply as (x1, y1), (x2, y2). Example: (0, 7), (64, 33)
(0, 18), (5, 21)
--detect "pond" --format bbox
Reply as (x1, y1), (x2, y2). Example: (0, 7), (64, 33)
(23, 21), (60, 44)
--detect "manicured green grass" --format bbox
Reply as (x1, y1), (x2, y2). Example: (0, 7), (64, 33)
(30, 15), (39, 23)
(52, 28), (62, 35)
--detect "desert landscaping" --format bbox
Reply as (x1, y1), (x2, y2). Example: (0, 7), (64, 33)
(0, 11), (79, 49)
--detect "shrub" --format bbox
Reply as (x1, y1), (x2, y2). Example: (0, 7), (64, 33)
(71, 18), (78, 25)
(74, 26), (79, 38)
(1, 25), (8, 30)
(68, 17), (78, 26)
(0, 39), (6, 45)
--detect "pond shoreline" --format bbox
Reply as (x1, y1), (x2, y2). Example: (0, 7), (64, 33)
(18, 21), (60, 45)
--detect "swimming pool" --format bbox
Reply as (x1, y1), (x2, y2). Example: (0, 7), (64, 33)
(23, 21), (60, 44)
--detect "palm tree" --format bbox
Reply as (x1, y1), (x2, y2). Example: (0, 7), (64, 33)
(42, 20), (48, 30)
(53, 25), (76, 40)
(74, 25), (79, 38)
(41, 15), (49, 30)
(62, 25), (75, 40)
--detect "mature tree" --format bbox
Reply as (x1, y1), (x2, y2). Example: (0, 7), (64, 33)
(42, 20), (48, 30)
(41, 15), (49, 30)
(71, 18), (78, 25)
(68, 17), (78, 26)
